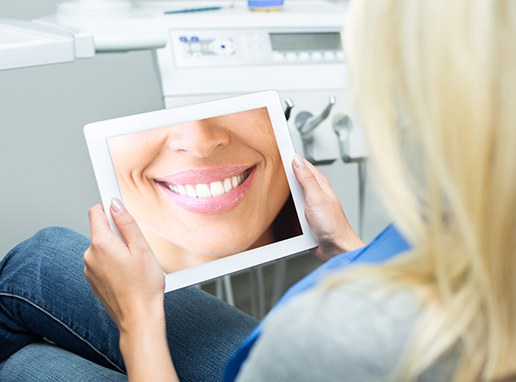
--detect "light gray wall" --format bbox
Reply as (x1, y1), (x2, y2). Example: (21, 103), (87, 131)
(1, 0), (57, 19)
(1, 0), (164, 257)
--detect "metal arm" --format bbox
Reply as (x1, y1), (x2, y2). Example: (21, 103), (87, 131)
(295, 96), (335, 136)
(332, 113), (353, 163)
(295, 96), (336, 165)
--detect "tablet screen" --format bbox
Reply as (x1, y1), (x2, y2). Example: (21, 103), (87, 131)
(106, 107), (301, 274)
(85, 91), (316, 291)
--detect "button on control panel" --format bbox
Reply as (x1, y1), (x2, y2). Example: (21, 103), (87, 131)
(171, 29), (345, 68)
(210, 39), (235, 56)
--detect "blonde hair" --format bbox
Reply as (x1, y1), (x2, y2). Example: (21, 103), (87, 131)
(333, 0), (516, 380)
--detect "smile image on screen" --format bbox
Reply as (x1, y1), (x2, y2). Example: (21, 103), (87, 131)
(107, 107), (301, 274)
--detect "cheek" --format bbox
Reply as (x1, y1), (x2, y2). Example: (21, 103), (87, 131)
(266, 147), (285, 177)
(249, 136), (288, 202)
(246, 133), (282, 164)
(110, 147), (136, 180)
(273, 170), (291, 209)
(111, 149), (157, 186)
(110, 136), (164, 175)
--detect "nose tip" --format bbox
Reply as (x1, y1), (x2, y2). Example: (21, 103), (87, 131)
(167, 120), (231, 158)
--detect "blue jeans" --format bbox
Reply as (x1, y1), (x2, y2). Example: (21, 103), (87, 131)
(0, 227), (258, 381)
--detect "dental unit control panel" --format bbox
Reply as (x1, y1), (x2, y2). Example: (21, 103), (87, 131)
(140, 1), (367, 166)
(171, 30), (345, 68)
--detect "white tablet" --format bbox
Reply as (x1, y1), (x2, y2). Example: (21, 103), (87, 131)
(84, 90), (317, 292)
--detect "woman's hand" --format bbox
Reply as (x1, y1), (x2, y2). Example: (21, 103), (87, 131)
(84, 199), (165, 332)
(292, 154), (365, 262)
(84, 199), (178, 381)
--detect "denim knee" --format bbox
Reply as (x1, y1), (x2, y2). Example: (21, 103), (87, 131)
(0, 227), (90, 294)
(0, 228), (125, 371)
(27, 227), (90, 256)
(0, 342), (127, 382)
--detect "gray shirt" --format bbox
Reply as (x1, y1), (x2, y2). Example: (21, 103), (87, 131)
(236, 281), (457, 381)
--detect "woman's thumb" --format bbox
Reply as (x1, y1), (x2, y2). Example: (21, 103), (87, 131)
(292, 154), (320, 196)
(110, 198), (146, 248)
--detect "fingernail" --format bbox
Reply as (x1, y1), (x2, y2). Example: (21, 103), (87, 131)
(111, 198), (124, 213)
(293, 154), (305, 168)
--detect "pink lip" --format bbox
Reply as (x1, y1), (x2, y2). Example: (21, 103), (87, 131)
(156, 165), (251, 185)
(155, 166), (256, 214)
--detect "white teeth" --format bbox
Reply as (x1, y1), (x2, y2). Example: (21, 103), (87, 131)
(186, 185), (197, 198)
(196, 184), (211, 198)
(177, 184), (186, 196)
(223, 178), (232, 192)
(210, 181), (225, 196)
(163, 171), (249, 198)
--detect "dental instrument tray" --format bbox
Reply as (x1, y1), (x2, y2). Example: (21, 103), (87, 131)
(84, 91), (316, 292)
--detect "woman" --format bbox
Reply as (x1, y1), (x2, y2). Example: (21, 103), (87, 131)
(107, 107), (300, 272)
(1, 0), (515, 380)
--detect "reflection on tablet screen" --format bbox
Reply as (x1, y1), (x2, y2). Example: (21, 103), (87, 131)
(107, 107), (301, 274)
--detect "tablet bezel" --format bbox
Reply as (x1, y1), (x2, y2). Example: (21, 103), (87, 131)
(84, 90), (317, 292)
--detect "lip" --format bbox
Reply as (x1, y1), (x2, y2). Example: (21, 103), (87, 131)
(156, 165), (251, 185)
(155, 165), (256, 214)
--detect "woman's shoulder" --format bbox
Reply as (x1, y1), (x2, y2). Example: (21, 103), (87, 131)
(237, 279), (424, 381)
